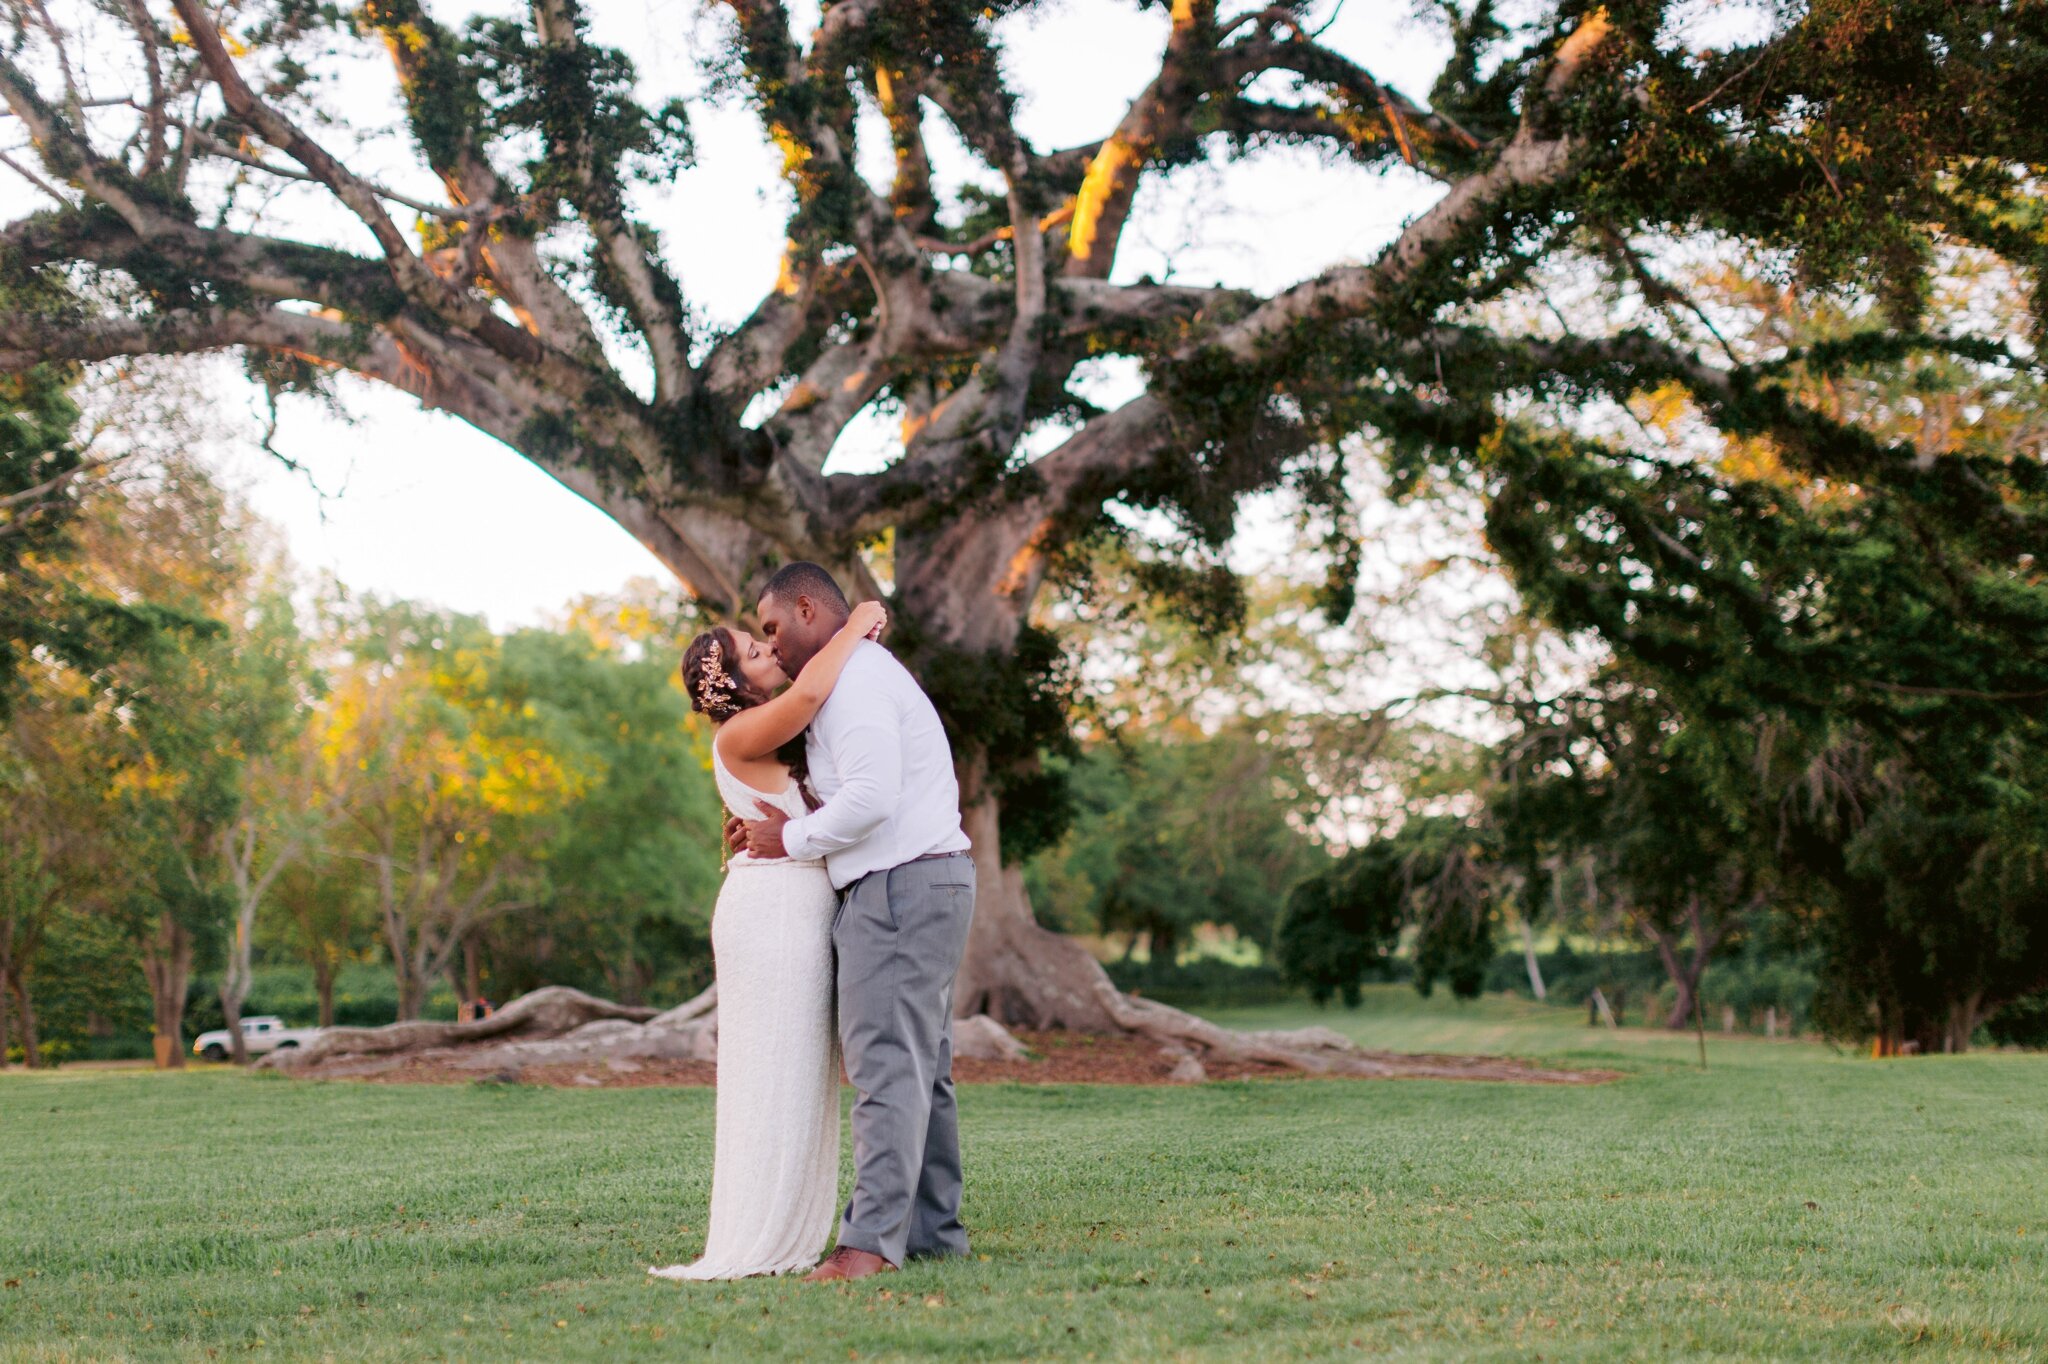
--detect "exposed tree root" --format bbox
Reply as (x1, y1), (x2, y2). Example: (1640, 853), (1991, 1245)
(258, 986), (707, 1078)
(260, 974), (1605, 1086)
(1102, 972), (1608, 1084)
(952, 852), (1607, 1084)
(954, 1013), (1032, 1061)
(258, 983), (1041, 1078)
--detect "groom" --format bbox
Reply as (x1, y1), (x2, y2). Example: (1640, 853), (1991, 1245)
(728, 562), (977, 1283)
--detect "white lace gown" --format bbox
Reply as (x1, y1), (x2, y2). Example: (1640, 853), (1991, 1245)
(648, 750), (841, 1281)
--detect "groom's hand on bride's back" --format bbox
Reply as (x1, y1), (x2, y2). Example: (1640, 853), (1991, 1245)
(724, 815), (748, 855)
(742, 810), (791, 860)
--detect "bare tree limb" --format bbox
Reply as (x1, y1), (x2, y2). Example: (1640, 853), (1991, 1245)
(362, 3), (602, 357)
(530, 0), (695, 402)
(1066, 0), (1218, 278)
(164, 0), (435, 300)
(154, 109), (482, 221)
(163, 0), (578, 381)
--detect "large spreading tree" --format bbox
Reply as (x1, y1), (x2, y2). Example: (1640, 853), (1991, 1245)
(6, 0), (2046, 1054)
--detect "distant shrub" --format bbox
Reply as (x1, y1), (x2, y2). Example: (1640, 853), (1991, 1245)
(1104, 957), (1309, 1009)
(185, 963), (460, 1036)
(6, 1039), (75, 1065)
(1485, 939), (1820, 1033)
(1277, 818), (1497, 1007)
(1987, 992), (2048, 1049)
(1273, 844), (1406, 1007)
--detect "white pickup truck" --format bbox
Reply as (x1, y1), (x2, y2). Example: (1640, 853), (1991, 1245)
(191, 1016), (323, 1062)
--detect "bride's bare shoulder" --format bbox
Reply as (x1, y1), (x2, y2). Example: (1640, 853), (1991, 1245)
(714, 727), (793, 794)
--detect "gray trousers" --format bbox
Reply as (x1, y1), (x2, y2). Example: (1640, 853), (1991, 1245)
(832, 853), (977, 1266)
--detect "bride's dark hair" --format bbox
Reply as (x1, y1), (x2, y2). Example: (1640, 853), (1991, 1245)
(682, 626), (764, 721)
(681, 627), (816, 808)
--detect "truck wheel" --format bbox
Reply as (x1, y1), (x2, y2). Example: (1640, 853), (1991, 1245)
(276, 1040), (299, 1049)
(202, 1044), (228, 1062)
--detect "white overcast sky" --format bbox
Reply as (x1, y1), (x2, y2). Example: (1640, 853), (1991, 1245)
(18, 0), (1765, 644)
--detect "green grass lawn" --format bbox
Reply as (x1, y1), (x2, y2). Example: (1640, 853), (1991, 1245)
(4, 988), (2045, 1362)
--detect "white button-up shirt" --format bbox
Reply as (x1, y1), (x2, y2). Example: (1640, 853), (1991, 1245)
(781, 641), (971, 889)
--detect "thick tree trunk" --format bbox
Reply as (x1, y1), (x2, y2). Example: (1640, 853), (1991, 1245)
(221, 918), (254, 1065)
(1149, 923), (1180, 974)
(396, 970), (425, 1022)
(4, 970), (37, 1068)
(1938, 990), (1985, 1055)
(952, 785), (1123, 1031)
(1643, 898), (1729, 1031)
(1647, 925), (1687, 1029)
(220, 987), (248, 1065)
(1520, 918), (1547, 1001)
(313, 956), (336, 1029)
(220, 827), (300, 1066)
(1661, 968), (1700, 1032)
(606, 955), (653, 1009)
(1871, 993), (1908, 1056)
(0, 919), (26, 1066)
(377, 856), (427, 1022)
(142, 912), (193, 1069)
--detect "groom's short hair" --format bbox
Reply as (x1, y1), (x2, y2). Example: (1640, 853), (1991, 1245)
(762, 561), (849, 615)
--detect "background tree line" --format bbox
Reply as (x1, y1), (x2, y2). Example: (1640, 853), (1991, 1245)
(3, 370), (726, 1065)
(7, 236), (2046, 1064)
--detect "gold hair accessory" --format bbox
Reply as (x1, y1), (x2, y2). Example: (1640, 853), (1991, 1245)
(697, 639), (736, 714)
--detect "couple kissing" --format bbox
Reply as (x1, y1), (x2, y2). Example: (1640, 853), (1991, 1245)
(649, 562), (975, 1283)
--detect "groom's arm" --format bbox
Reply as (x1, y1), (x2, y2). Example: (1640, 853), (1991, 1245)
(776, 689), (902, 861)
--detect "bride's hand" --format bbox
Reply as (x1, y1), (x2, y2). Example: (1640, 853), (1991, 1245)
(848, 599), (888, 642)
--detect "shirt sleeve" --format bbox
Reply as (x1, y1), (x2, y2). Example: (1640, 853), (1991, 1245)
(780, 662), (901, 861)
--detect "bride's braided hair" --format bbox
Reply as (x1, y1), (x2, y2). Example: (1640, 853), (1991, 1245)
(680, 627), (816, 808)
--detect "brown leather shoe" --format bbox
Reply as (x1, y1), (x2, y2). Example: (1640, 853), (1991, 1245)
(804, 1246), (897, 1283)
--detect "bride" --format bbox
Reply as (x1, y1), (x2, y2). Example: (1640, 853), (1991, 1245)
(648, 598), (886, 1281)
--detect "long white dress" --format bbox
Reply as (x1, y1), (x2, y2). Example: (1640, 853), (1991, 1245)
(648, 749), (841, 1281)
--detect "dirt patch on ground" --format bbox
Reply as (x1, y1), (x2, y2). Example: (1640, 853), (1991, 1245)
(352, 1029), (1617, 1088)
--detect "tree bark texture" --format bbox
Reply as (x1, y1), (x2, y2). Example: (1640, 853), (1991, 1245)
(2, 969), (36, 1067)
(1520, 918), (1547, 1002)
(1643, 896), (1737, 1031)
(0, 893), (49, 1067)
(220, 983), (248, 1066)
(313, 958), (336, 1030)
(143, 912), (193, 1069)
